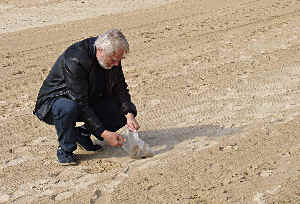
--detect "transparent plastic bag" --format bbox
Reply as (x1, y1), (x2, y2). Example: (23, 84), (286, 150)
(121, 128), (153, 159)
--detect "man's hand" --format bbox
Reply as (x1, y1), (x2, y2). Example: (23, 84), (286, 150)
(101, 130), (125, 147)
(125, 113), (140, 131)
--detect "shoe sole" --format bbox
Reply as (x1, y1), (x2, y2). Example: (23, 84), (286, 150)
(59, 161), (78, 166)
(77, 143), (104, 152)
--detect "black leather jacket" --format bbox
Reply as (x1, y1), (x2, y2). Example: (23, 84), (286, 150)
(33, 37), (137, 136)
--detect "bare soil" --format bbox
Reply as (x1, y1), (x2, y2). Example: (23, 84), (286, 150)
(0, 0), (299, 203)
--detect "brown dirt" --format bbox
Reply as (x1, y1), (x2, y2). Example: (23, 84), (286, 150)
(0, 0), (299, 203)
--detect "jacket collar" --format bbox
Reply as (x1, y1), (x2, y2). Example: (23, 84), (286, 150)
(88, 37), (98, 60)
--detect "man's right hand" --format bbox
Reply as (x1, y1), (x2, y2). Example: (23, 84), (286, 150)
(101, 130), (125, 147)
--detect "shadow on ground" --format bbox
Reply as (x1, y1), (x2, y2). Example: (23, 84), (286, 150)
(77, 125), (241, 161)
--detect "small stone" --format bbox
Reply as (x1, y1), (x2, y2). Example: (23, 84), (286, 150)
(123, 166), (129, 174)
(90, 189), (101, 203)
(259, 170), (273, 177)
(224, 144), (239, 151)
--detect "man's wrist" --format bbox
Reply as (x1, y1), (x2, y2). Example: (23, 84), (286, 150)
(101, 130), (109, 138)
(125, 112), (134, 119)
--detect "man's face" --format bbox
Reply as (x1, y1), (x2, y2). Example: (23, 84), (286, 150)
(96, 48), (125, 70)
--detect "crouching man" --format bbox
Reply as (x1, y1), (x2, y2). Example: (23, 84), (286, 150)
(33, 29), (140, 165)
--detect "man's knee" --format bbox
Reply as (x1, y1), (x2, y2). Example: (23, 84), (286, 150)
(52, 98), (78, 119)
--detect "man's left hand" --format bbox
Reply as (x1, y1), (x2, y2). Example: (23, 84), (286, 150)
(126, 113), (140, 131)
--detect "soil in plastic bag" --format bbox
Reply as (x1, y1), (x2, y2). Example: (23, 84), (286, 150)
(121, 128), (154, 159)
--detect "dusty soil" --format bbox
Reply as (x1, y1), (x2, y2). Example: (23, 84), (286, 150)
(0, 0), (300, 203)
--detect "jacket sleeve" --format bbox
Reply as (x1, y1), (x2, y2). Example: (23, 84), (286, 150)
(114, 65), (137, 117)
(64, 56), (105, 137)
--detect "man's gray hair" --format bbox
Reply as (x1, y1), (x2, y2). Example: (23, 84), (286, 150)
(94, 29), (129, 56)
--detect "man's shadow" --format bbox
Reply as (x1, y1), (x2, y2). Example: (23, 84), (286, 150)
(77, 125), (241, 161)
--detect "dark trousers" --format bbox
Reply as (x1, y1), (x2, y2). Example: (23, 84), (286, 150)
(51, 97), (126, 152)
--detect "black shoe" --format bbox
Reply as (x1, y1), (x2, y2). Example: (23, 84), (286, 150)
(77, 142), (103, 152)
(76, 126), (103, 152)
(57, 147), (77, 165)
